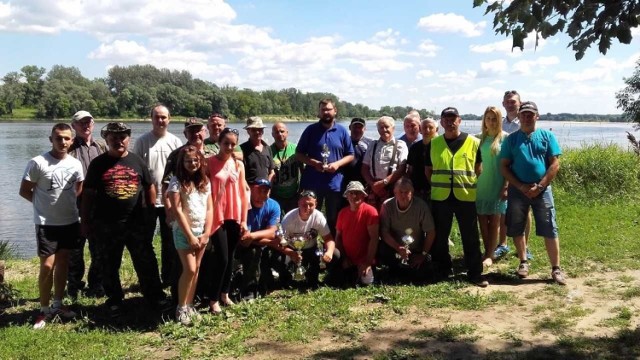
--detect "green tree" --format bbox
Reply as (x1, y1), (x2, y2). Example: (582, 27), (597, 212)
(616, 57), (640, 126)
(20, 65), (45, 107)
(0, 72), (24, 115)
(475, 0), (640, 60)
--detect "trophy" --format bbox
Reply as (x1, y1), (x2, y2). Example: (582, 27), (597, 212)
(288, 234), (307, 281)
(396, 228), (415, 266)
(320, 144), (330, 170)
(276, 223), (286, 247)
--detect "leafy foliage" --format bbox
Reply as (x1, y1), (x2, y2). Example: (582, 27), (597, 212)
(617, 58), (640, 126)
(474, 0), (640, 60)
(0, 64), (434, 120)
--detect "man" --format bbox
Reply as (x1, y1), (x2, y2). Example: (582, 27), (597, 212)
(67, 110), (107, 298)
(241, 116), (275, 184)
(270, 121), (301, 215)
(341, 117), (374, 193)
(333, 181), (378, 287)
(399, 110), (423, 147)
(296, 99), (354, 236)
(500, 101), (566, 285)
(20, 123), (84, 329)
(426, 107), (487, 287)
(204, 112), (243, 159)
(378, 178), (435, 283)
(133, 104), (182, 287)
(361, 116), (408, 209)
(494, 90), (533, 261)
(406, 118), (438, 202)
(163, 118), (210, 193)
(237, 178), (281, 299)
(280, 190), (340, 288)
(81, 122), (169, 318)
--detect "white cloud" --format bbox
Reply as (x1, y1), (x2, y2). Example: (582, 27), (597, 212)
(511, 56), (559, 75)
(417, 13), (485, 37)
(430, 86), (502, 109)
(371, 28), (407, 47)
(437, 70), (477, 84)
(337, 41), (391, 60)
(469, 33), (546, 56)
(352, 58), (413, 73)
(416, 69), (434, 79)
(418, 39), (440, 57)
(477, 59), (507, 77)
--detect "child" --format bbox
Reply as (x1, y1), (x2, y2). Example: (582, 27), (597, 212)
(167, 145), (213, 325)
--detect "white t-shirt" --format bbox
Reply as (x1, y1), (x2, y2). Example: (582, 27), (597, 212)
(22, 152), (84, 225)
(133, 131), (183, 206)
(281, 208), (330, 249)
(362, 138), (408, 180)
(167, 176), (211, 233)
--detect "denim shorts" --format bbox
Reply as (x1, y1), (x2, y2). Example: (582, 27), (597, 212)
(505, 185), (559, 239)
(173, 227), (204, 250)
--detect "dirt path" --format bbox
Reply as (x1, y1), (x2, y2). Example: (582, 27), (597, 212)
(241, 270), (640, 359)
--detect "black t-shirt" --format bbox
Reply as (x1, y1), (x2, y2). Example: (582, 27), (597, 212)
(85, 152), (152, 222)
(407, 141), (429, 192)
(240, 140), (274, 183)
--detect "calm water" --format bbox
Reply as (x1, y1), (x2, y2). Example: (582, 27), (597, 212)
(1, 119), (635, 258)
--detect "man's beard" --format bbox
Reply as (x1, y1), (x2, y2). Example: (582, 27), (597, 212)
(320, 116), (334, 124)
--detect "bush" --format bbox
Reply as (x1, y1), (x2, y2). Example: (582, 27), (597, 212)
(0, 240), (15, 260)
(555, 144), (640, 202)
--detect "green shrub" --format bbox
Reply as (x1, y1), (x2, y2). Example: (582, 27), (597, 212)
(555, 144), (640, 202)
(0, 240), (15, 260)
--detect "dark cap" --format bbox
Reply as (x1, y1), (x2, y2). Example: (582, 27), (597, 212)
(519, 101), (538, 114)
(350, 117), (366, 127)
(184, 117), (205, 129)
(250, 178), (271, 188)
(100, 122), (131, 139)
(440, 107), (459, 117)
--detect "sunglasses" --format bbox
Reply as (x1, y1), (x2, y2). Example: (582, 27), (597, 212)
(299, 190), (317, 199)
(504, 90), (519, 96)
(209, 112), (228, 120)
(221, 127), (239, 136)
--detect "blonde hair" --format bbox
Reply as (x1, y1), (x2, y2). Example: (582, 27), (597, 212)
(480, 106), (504, 156)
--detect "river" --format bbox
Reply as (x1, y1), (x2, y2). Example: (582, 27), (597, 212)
(1, 119), (635, 258)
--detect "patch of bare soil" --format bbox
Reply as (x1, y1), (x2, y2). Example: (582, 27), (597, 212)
(242, 270), (640, 359)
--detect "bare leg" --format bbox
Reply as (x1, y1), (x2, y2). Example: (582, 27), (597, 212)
(513, 235), (527, 261)
(39, 254), (56, 308)
(53, 249), (70, 301)
(544, 237), (560, 267)
(498, 214), (507, 246)
(177, 249), (197, 307)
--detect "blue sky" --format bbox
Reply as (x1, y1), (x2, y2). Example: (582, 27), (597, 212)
(1, 0), (639, 115)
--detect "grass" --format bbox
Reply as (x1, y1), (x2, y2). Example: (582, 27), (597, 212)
(1, 144), (640, 359)
(0, 107), (38, 120)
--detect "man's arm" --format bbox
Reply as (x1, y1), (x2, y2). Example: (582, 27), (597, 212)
(321, 233), (336, 263)
(240, 225), (277, 247)
(539, 156), (560, 188)
(365, 222), (379, 265)
(425, 166), (433, 185)
(75, 181), (83, 199)
(80, 188), (96, 237)
(19, 179), (36, 203)
(500, 158), (527, 192)
(145, 184), (157, 209)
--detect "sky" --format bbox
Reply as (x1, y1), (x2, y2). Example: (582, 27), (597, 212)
(1, 0), (639, 115)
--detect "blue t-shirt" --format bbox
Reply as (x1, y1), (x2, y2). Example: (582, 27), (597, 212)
(296, 122), (354, 192)
(499, 129), (561, 184)
(247, 197), (281, 232)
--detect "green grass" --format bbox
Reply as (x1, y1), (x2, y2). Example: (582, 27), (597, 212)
(418, 323), (479, 342)
(0, 107), (38, 119)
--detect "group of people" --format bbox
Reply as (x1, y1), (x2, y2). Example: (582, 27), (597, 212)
(20, 91), (565, 329)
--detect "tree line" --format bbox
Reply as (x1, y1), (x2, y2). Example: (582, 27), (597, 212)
(0, 64), (434, 121)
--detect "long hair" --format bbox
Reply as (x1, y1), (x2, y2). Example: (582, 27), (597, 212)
(175, 145), (209, 194)
(480, 106), (505, 156)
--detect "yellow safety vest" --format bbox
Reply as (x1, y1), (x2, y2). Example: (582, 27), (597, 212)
(430, 135), (479, 201)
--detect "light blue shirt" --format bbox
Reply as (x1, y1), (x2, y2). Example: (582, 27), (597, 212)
(499, 129), (561, 184)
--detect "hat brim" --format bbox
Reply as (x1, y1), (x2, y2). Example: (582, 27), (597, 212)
(519, 109), (538, 114)
(343, 189), (368, 198)
(244, 125), (266, 129)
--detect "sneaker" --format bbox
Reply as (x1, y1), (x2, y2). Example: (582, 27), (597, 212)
(470, 275), (489, 288)
(517, 262), (530, 278)
(526, 248), (534, 260)
(552, 269), (567, 285)
(493, 245), (510, 259)
(108, 304), (123, 319)
(51, 305), (77, 319)
(33, 312), (51, 329)
(175, 307), (191, 325)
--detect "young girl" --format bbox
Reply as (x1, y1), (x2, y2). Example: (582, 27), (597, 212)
(205, 128), (249, 314)
(168, 145), (213, 325)
(476, 106), (508, 267)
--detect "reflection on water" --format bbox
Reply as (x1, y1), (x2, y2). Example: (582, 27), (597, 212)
(0, 120), (635, 258)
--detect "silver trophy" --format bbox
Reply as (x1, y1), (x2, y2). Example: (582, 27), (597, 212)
(288, 234), (307, 281)
(396, 228), (415, 266)
(276, 223), (286, 247)
(320, 144), (330, 170)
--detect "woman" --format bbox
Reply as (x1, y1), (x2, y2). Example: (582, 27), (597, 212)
(476, 106), (508, 267)
(204, 128), (249, 313)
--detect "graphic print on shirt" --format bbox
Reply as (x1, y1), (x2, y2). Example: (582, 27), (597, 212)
(48, 166), (80, 191)
(101, 164), (140, 199)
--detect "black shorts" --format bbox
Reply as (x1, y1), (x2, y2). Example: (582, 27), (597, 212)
(35, 222), (83, 257)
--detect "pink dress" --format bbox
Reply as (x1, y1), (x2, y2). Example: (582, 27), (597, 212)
(208, 156), (247, 233)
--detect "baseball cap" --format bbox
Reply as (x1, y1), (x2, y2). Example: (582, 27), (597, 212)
(100, 122), (131, 139)
(72, 110), (93, 122)
(250, 178), (271, 188)
(350, 118), (366, 127)
(518, 101), (539, 114)
(440, 107), (459, 117)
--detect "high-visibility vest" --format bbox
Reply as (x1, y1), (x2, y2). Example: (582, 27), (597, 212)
(430, 135), (479, 201)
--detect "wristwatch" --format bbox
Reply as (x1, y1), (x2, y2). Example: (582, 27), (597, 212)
(421, 251), (432, 262)
(535, 183), (545, 191)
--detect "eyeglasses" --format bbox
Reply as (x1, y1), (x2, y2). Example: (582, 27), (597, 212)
(504, 90), (519, 96)
(299, 190), (317, 199)
(221, 127), (239, 136)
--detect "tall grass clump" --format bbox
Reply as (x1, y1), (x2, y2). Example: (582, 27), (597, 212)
(555, 144), (640, 202)
(0, 240), (15, 260)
